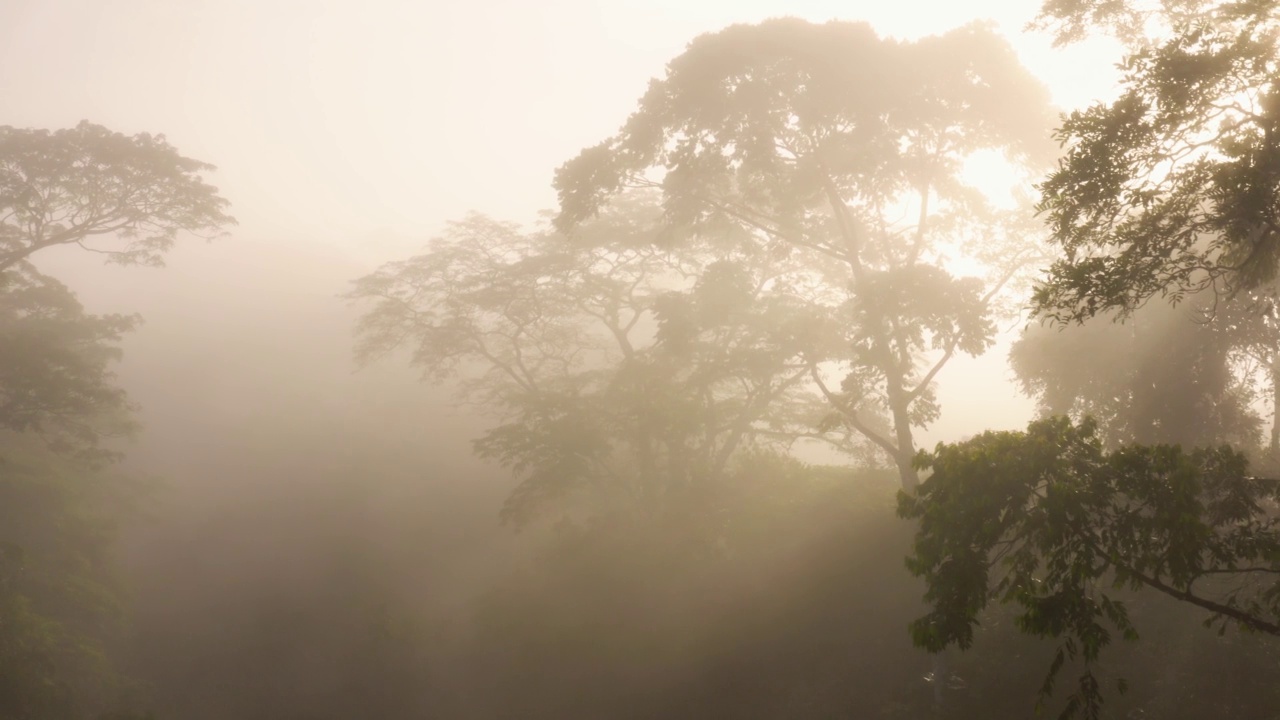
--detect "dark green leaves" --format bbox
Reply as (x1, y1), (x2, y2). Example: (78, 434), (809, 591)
(900, 416), (1280, 718)
(1034, 2), (1280, 321)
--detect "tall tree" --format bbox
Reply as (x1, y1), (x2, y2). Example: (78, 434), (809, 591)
(349, 195), (852, 525)
(0, 121), (233, 272)
(898, 5), (1280, 717)
(0, 121), (233, 719)
(554, 19), (1055, 489)
(1034, 0), (1280, 318)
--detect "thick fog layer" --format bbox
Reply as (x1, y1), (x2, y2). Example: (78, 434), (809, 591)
(3, 2), (1279, 720)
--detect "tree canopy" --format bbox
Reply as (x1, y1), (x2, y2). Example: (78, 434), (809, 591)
(1034, 0), (1280, 320)
(897, 4), (1280, 717)
(0, 121), (233, 272)
(554, 19), (1055, 489)
(900, 416), (1280, 719)
(349, 195), (858, 525)
(0, 120), (232, 719)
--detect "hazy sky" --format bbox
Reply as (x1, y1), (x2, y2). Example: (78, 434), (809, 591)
(0, 0), (1124, 445)
(1, 0), (1119, 243)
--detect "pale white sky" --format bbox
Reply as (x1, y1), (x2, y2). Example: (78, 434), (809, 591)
(0, 0), (1124, 445)
(0, 0), (1119, 243)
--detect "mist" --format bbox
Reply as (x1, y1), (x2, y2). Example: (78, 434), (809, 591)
(3, 2), (1280, 719)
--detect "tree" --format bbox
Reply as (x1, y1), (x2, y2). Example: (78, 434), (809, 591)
(1011, 297), (1263, 449)
(0, 263), (142, 720)
(1034, 0), (1280, 319)
(0, 265), (139, 462)
(0, 121), (233, 272)
(0, 121), (232, 719)
(349, 194), (851, 525)
(1025, 0), (1280, 453)
(1027, 0), (1280, 464)
(899, 416), (1280, 719)
(554, 19), (1055, 489)
(896, 5), (1280, 717)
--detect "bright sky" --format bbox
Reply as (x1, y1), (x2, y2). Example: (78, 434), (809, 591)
(0, 0), (1125, 445)
(0, 0), (1120, 242)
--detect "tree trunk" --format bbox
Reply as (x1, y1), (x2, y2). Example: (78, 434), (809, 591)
(887, 380), (919, 491)
(931, 652), (949, 713)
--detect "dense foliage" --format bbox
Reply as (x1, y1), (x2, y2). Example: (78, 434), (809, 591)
(11, 6), (1280, 720)
(1035, 0), (1280, 318)
(901, 3), (1280, 717)
(554, 19), (1054, 490)
(0, 121), (233, 272)
(0, 121), (232, 719)
(901, 416), (1280, 717)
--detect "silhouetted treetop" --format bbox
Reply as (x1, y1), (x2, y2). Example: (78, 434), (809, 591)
(555, 19), (1055, 238)
(901, 416), (1280, 719)
(0, 121), (234, 272)
(1034, 0), (1220, 46)
(1033, 1), (1280, 320)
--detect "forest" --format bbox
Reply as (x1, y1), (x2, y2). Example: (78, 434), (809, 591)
(2, 0), (1280, 718)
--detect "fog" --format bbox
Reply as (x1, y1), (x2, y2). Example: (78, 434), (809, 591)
(3, 0), (1126, 450)
(4, 2), (1279, 719)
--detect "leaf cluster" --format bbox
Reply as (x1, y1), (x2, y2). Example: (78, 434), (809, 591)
(349, 197), (847, 525)
(900, 416), (1280, 718)
(0, 121), (234, 271)
(1035, 1), (1280, 321)
(0, 264), (139, 462)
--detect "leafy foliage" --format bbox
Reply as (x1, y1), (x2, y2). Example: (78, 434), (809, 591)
(1034, 0), (1280, 320)
(555, 19), (1054, 488)
(898, 6), (1280, 716)
(0, 438), (135, 720)
(0, 121), (233, 272)
(0, 272), (142, 718)
(900, 416), (1280, 718)
(1011, 298), (1263, 449)
(0, 121), (231, 718)
(0, 265), (139, 462)
(349, 196), (853, 524)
